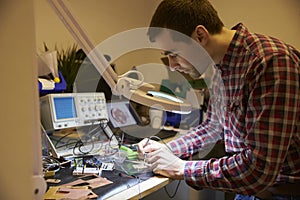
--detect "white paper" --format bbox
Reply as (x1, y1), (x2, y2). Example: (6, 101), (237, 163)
(38, 78), (55, 90)
(37, 50), (58, 78)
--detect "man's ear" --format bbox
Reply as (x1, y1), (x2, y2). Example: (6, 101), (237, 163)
(191, 25), (209, 45)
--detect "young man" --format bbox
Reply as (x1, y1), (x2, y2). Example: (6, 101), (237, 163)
(138, 0), (300, 199)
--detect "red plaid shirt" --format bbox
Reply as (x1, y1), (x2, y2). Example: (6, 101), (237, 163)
(168, 23), (300, 195)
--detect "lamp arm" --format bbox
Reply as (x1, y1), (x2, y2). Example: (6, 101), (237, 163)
(47, 0), (118, 93)
(47, 0), (192, 113)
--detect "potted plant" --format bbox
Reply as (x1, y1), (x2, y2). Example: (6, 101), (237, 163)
(44, 43), (85, 93)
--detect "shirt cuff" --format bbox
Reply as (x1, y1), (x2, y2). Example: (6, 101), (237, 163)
(184, 160), (208, 190)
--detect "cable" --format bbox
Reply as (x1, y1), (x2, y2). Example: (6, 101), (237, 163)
(120, 131), (125, 146)
(148, 135), (173, 152)
(78, 140), (95, 155)
(54, 131), (76, 148)
(138, 176), (142, 200)
(72, 140), (95, 156)
(164, 180), (181, 198)
(99, 118), (109, 130)
(147, 135), (182, 198)
(118, 70), (145, 87)
(85, 121), (103, 140)
(66, 120), (107, 156)
(73, 140), (84, 156)
(42, 156), (61, 173)
(98, 119), (119, 149)
(55, 139), (78, 149)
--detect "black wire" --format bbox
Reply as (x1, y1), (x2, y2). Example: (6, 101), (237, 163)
(79, 140), (95, 154)
(75, 121), (107, 155)
(164, 180), (181, 198)
(85, 121), (102, 140)
(138, 176), (142, 200)
(73, 140), (83, 155)
(98, 118), (120, 149)
(54, 131), (75, 148)
(63, 121), (105, 156)
(99, 118), (109, 130)
(72, 140), (91, 156)
(149, 135), (173, 152)
(66, 138), (80, 148)
(72, 139), (102, 156)
(42, 156), (61, 173)
(55, 139), (79, 149)
(55, 119), (111, 156)
(108, 133), (120, 149)
(147, 135), (182, 198)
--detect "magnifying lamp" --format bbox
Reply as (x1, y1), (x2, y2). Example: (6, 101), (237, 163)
(47, 0), (192, 114)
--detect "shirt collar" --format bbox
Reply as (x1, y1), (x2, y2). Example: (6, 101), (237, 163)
(217, 23), (249, 70)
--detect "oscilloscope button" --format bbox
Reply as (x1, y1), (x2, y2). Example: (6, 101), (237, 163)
(95, 106), (101, 111)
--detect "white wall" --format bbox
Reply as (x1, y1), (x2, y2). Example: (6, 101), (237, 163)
(210, 0), (300, 49)
(34, 0), (163, 75)
(35, 0), (300, 77)
(35, 0), (162, 51)
(35, 0), (300, 50)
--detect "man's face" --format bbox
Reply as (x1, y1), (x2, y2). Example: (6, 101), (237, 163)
(155, 29), (203, 79)
(161, 50), (201, 79)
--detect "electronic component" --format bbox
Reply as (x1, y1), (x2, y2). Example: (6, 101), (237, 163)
(40, 93), (108, 131)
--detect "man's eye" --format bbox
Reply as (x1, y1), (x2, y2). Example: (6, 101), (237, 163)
(168, 53), (178, 58)
(161, 51), (179, 58)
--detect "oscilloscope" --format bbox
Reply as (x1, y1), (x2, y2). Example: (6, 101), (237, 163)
(40, 93), (109, 131)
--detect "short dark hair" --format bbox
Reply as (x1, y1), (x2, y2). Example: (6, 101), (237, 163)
(148, 0), (224, 42)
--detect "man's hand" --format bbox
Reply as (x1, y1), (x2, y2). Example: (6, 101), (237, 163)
(137, 138), (164, 159)
(138, 140), (185, 180)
